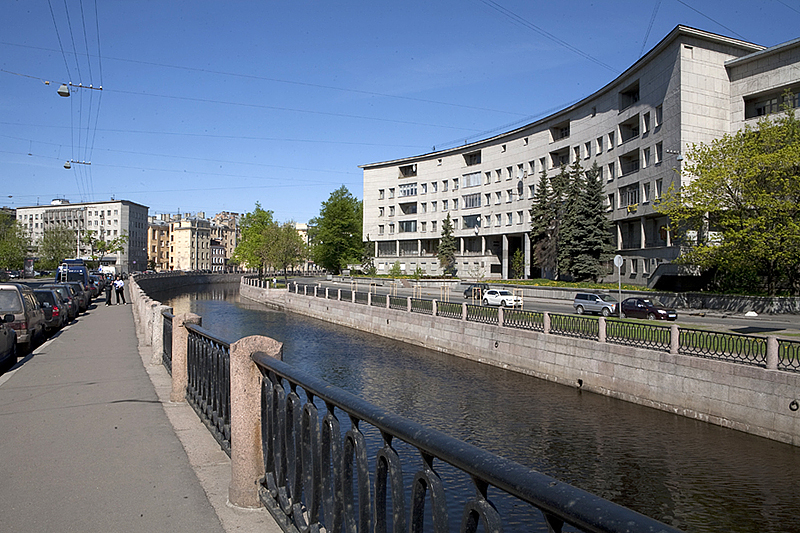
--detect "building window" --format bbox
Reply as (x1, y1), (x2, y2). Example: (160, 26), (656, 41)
(443, 200), (448, 211)
(399, 221), (417, 233)
(431, 201), (437, 212)
(655, 179), (663, 199)
(379, 207), (385, 217)
(431, 181), (438, 193)
(517, 164), (524, 178)
(443, 180), (448, 192)
(485, 193), (491, 205)
(463, 193), (481, 209)
(421, 203), (427, 213)
(621, 184), (639, 207)
(620, 114), (640, 143)
(464, 151), (482, 166)
(484, 172), (492, 185)
(507, 189), (513, 203)
(643, 147), (651, 168)
(495, 192), (502, 205)
(573, 146), (580, 161)
(399, 182), (417, 197)
(462, 171), (481, 188)
(550, 148), (569, 168)
(643, 182), (651, 203)
(485, 215), (492, 227)
(619, 81), (639, 110)
(506, 213), (513, 226)
(389, 188), (395, 199)
(453, 199), (459, 210)
(655, 142), (663, 164)
(529, 185), (535, 198)
(608, 131), (615, 150)
(584, 142), (591, 159)
(421, 183), (427, 194)
(421, 222), (426, 232)
(608, 162), (615, 181)
(551, 121), (570, 141)
(389, 224), (395, 234)
(495, 169), (502, 183)
(432, 221), (437, 233)
(620, 149), (640, 176)
(453, 178), (459, 190)
(655, 104), (663, 127)
(399, 164), (417, 177)
(389, 206), (395, 216)
(643, 112), (651, 135)
(495, 214), (502, 226)
(399, 202), (417, 215)
(606, 194), (614, 211)
(517, 211), (524, 224)
(462, 215), (480, 229)
(506, 166), (513, 180)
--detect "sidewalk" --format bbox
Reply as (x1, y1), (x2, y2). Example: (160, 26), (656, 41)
(0, 294), (279, 532)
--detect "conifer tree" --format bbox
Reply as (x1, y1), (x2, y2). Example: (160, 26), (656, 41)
(437, 213), (457, 276)
(569, 162), (614, 281)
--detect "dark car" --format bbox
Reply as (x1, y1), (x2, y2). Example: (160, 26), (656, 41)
(463, 283), (490, 299)
(40, 284), (78, 322)
(34, 289), (67, 332)
(0, 283), (46, 350)
(621, 297), (677, 320)
(61, 281), (89, 313)
(1, 313), (17, 368)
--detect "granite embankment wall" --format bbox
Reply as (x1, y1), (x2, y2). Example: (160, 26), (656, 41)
(240, 282), (800, 446)
(135, 273), (243, 294)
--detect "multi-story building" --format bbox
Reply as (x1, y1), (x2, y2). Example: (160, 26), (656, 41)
(361, 26), (800, 286)
(211, 211), (240, 263)
(16, 199), (149, 273)
(169, 215), (211, 271)
(210, 238), (226, 272)
(147, 215), (172, 271)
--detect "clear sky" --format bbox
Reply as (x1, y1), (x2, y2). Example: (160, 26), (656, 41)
(2, 1), (799, 223)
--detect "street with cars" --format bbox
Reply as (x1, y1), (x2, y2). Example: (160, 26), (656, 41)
(0, 271), (115, 371)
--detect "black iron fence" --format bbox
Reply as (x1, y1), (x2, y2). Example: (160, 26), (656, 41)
(284, 282), (800, 374)
(254, 351), (684, 533)
(186, 323), (232, 456)
(162, 309), (173, 375)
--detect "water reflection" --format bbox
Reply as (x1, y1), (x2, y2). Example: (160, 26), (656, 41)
(154, 284), (800, 533)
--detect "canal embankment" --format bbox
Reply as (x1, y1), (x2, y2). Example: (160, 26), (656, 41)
(239, 280), (800, 447)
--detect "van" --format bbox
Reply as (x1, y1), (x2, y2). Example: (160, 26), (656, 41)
(0, 283), (45, 349)
(56, 260), (89, 291)
(573, 292), (619, 317)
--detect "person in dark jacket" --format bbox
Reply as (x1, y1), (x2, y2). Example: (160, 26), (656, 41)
(104, 279), (112, 306)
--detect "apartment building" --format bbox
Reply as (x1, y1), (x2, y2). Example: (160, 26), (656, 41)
(147, 216), (171, 271)
(16, 198), (149, 273)
(361, 26), (800, 286)
(211, 211), (240, 262)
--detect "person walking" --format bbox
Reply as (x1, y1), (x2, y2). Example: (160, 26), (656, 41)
(104, 278), (113, 306)
(114, 276), (127, 305)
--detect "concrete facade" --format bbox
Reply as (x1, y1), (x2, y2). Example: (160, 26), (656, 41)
(361, 26), (800, 286)
(16, 198), (149, 272)
(241, 282), (800, 446)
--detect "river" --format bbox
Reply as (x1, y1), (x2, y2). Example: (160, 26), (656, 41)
(153, 283), (800, 533)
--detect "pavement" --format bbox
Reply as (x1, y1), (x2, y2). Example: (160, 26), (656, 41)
(0, 293), (281, 533)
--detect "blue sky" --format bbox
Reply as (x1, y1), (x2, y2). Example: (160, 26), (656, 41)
(2, 1), (799, 223)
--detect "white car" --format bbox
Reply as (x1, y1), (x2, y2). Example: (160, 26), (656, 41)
(482, 289), (522, 308)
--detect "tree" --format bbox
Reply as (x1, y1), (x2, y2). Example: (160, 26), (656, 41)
(656, 100), (800, 295)
(560, 161), (614, 282)
(232, 203), (276, 277)
(308, 186), (362, 274)
(79, 230), (129, 269)
(0, 213), (30, 270)
(268, 221), (306, 282)
(389, 260), (402, 277)
(39, 226), (77, 270)
(529, 168), (565, 279)
(510, 249), (525, 279)
(437, 213), (457, 276)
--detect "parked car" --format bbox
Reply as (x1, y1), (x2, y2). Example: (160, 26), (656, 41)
(0, 283), (46, 350)
(40, 284), (78, 322)
(621, 297), (677, 320)
(0, 313), (17, 367)
(34, 289), (67, 332)
(482, 289), (522, 308)
(463, 283), (490, 299)
(60, 281), (89, 312)
(573, 292), (619, 317)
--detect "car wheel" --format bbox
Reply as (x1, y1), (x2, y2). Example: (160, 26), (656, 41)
(647, 312), (656, 320)
(601, 307), (611, 317)
(576, 305), (585, 315)
(482, 299), (489, 306)
(501, 300), (509, 307)
(621, 311), (627, 319)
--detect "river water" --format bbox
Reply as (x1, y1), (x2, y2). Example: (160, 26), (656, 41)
(154, 283), (800, 533)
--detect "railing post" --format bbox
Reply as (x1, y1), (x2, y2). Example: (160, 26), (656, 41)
(407, 296), (412, 312)
(314, 286), (318, 297)
(352, 290), (356, 304)
(367, 292), (372, 306)
(150, 304), (171, 366)
(304, 285), (308, 296)
(432, 299), (437, 316)
(325, 287), (329, 299)
(498, 306), (504, 327)
(670, 324), (680, 355)
(386, 294), (390, 309)
(462, 302), (467, 321)
(228, 335), (284, 509)
(543, 312), (550, 334)
(170, 313), (202, 403)
(766, 336), (779, 370)
(338, 289), (342, 301)
(598, 316), (606, 343)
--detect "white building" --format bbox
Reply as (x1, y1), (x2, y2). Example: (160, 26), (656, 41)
(16, 198), (149, 273)
(361, 26), (800, 287)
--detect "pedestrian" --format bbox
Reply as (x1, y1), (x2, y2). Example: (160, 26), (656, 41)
(114, 276), (126, 305)
(104, 278), (113, 306)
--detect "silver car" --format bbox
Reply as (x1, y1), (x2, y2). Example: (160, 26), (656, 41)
(573, 292), (618, 317)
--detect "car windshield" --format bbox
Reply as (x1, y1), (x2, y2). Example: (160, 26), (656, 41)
(497, 290), (512, 296)
(0, 290), (23, 312)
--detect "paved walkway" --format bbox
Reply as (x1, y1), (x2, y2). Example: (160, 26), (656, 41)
(0, 293), (280, 532)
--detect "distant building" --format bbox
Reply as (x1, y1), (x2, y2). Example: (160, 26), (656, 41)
(169, 215), (211, 271)
(360, 26), (800, 286)
(16, 199), (149, 273)
(147, 216), (171, 271)
(211, 211), (240, 268)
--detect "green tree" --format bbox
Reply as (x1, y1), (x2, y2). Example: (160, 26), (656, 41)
(268, 221), (306, 282)
(232, 203), (276, 277)
(656, 100), (800, 295)
(437, 213), (457, 276)
(389, 260), (402, 277)
(308, 186), (363, 274)
(557, 160), (585, 278)
(559, 161), (614, 281)
(0, 213), (30, 270)
(529, 168), (565, 279)
(80, 230), (129, 269)
(510, 249), (525, 279)
(39, 226), (77, 270)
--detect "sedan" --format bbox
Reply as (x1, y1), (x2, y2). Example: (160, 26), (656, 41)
(482, 289), (522, 308)
(621, 297), (677, 320)
(1, 313), (17, 368)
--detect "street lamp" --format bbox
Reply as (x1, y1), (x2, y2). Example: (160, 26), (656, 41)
(56, 82), (103, 97)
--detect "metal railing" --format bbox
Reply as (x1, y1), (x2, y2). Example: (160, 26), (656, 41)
(607, 320), (671, 352)
(355, 292), (369, 305)
(679, 328), (767, 367)
(186, 323), (232, 456)
(254, 352), (684, 533)
(285, 282), (800, 374)
(549, 314), (600, 340)
(162, 309), (173, 374)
